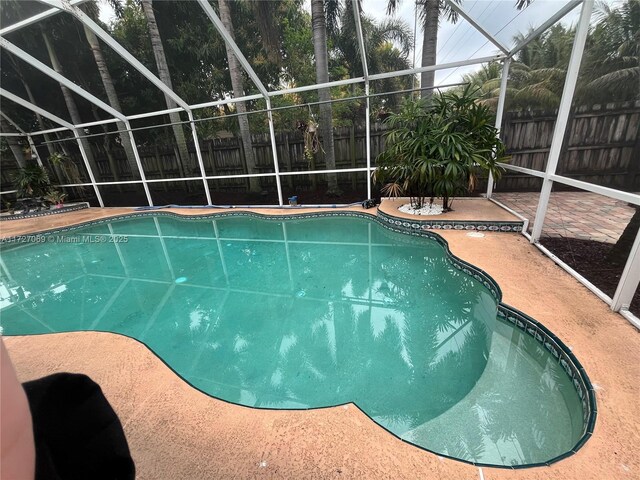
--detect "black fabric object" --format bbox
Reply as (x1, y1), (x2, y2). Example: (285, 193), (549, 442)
(23, 373), (135, 480)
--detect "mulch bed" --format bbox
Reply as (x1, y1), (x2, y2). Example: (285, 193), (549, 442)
(541, 236), (639, 317)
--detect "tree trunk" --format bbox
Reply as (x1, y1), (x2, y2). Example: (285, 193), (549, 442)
(82, 24), (139, 179)
(90, 105), (123, 191)
(41, 28), (100, 181)
(311, 0), (341, 196)
(218, 0), (260, 193)
(1, 118), (26, 168)
(420, 0), (440, 98)
(140, 0), (192, 177)
(5, 53), (64, 181)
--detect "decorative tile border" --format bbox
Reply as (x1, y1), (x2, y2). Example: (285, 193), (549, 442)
(377, 208), (524, 233)
(0, 202), (90, 222)
(0, 208), (595, 468)
(497, 303), (597, 460)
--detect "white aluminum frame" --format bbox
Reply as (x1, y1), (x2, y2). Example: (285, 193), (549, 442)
(530, 0), (594, 242)
(0, 88), (103, 205)
(1, 0), (638, 325)
(486, 57), (511, 198)
(444, 0), (509, 54)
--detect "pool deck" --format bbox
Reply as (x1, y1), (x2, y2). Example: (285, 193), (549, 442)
(2, 201), (639, 479)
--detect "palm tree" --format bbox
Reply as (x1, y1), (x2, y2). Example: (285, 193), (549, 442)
(333, 9), (414, 115)
(39, 25), (101, 181)
(311, 0), (341, 196)
(140, 0), (192, 178)
(80, 1), (139, 179)
(386, 1), (531, 97)
(579, 0), (639, 103)
(217, 0), (261, 193)
(335, 9), (413, 78)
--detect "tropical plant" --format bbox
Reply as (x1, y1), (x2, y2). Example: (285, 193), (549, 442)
(461, 0), (639, 111)
(48, 152), (84, 192)
(12, 163), (51, 198)
(374, 86), (507, 210)
(386, 0), (531, 97)
(45, 190), (67, 206)
(579, 0), (640, 103)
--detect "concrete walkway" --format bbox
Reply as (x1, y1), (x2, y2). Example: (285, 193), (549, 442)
(493, 192), (637, 243)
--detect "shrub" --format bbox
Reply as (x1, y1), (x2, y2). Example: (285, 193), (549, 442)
(374, 86), (509, 211)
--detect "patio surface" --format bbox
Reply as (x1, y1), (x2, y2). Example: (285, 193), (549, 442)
(2, 205), (639, 479)
(493, 191), (637, 243)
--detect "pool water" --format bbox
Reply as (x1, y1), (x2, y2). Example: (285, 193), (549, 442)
(0, 215), (586, 466)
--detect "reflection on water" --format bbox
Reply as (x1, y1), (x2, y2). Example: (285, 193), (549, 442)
(0, 216), (583, 466)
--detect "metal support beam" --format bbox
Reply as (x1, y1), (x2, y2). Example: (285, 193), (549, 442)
(36, 0), (191, 111)
(0, 111), (27, 135)
(0, 112), (43, 168)
(445, 0), (509, 54)
(27, 136), (44, 167)
(1, 88), (74, 129)
(530, 0), (593, 242)
(0, 38), (125, 122)
(123, 120), (153, 206)
(186, 111), (212, 205)
(0, 0), (89, 36)
(510, 0), (584, 56)
(0, 88), (104, 205)
(487, 58), (511, 198)
(266, 98), (284, 205)
(352, 0), (372, 199)
(369, 54), (505, 82)
(611, 227), (640, 312)
(73, 129), (104, 206)
(352, 0), (369, 81)
(195, 0), (269, 98)
(196, 0), (283, 204)
(365, 83), (372, 199)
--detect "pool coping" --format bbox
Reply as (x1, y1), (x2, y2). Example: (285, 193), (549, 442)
(0, 209), (596, 469)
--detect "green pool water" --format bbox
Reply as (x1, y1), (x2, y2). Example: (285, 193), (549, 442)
(0, 215), (585, 466)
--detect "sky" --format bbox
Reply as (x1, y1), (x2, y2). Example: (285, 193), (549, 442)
(97, 0), (591, 88)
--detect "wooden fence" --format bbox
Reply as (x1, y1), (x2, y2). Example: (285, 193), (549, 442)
(2, 101), (638, 199)
(498, 101), (640, 192)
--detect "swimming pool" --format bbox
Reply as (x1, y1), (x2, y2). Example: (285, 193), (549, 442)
(0, 212), (595, 467)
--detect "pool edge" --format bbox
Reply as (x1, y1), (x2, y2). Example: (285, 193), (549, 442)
(0, 209), (597, 469)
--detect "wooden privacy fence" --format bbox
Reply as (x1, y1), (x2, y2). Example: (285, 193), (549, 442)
(2, 102), (638, 196)
(84, 124), (391, 193)
(499, 101), (640, 192)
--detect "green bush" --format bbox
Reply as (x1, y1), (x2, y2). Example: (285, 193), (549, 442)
(11, 163), (51, 199)
(374, 86), (509, 211)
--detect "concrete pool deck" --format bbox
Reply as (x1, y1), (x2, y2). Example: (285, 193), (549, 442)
(1, 202), (638, 479)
